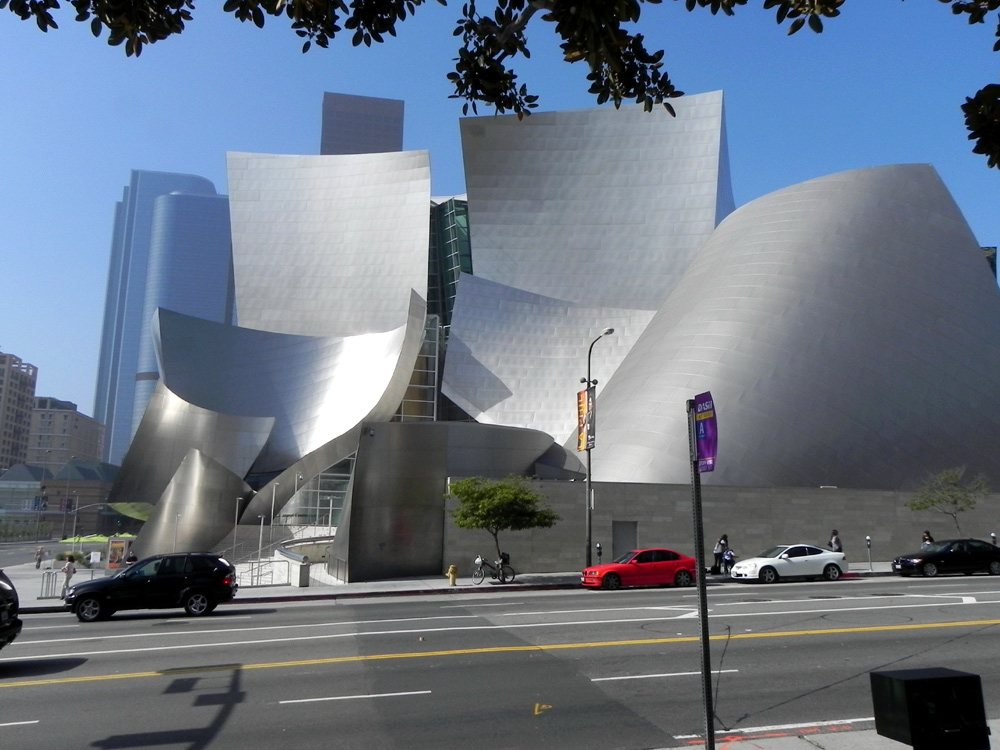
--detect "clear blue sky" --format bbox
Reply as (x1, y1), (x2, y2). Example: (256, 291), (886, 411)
(2, 2), (997, 415)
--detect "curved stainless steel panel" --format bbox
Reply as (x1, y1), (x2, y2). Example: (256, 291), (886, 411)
(592, 165), (1000, 490)
(156, 291), (426, 473)
(133, 449), (252, 558)
(242, 291), (429, 520)
(460, 91), (734, 311)
(227, 151), (430, 337)
(442, 273), (653, 441)
(108, 382), (273, 509)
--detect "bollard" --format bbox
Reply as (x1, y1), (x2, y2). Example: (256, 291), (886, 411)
(446, 564), (458, 586)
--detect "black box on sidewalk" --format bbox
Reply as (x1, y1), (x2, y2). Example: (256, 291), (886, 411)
(870, 667), (991, 750)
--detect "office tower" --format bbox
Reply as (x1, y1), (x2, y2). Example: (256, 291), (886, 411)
(27, 398), (105, 474)
(320, 92), (404, 156)
(0, 350), (37, 471)
(93, 171), (232, 465)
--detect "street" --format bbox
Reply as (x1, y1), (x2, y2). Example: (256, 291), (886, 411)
(2, 574), (1000, 748)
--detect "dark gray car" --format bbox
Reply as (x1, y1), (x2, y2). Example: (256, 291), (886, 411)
(892, 539), (1000, 578)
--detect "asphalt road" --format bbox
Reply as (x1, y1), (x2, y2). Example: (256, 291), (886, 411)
(2, 575), (1000, 749)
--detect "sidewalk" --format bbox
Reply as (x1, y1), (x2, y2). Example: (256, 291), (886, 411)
(6, 559), (896, 614)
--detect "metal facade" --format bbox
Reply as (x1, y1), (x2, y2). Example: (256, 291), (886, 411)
(592, 164), (1000, 490)
(443, 92), (735, 441)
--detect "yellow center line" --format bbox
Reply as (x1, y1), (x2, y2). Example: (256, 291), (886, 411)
(4, 618), (999, 690)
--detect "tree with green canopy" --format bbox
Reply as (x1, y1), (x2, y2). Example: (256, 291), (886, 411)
(447, 475), (559, 561)
(3, 0), (999, 169)
(906, 465), (990, 535)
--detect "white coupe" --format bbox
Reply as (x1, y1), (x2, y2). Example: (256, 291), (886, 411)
(730, 544), (846, 583)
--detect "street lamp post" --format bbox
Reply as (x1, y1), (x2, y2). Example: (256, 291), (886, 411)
(581, 327), (614, 568)
(232, 497), (242, 562)
(269, 482), (278, 547)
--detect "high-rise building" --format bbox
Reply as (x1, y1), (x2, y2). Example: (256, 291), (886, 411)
(320, 92), (404, 156)
(27, 397), (105, 474)
(0, 350), (37, 471)
(93, 170), (232, 465)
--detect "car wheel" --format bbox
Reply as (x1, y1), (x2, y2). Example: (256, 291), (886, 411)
(602, 573), (621, 590)
(990, 561), (1000, 576)
(674, 570), (693, 587)
(921, 563), (939, 578)
(822, 564), (842, 581)
(183, 591), (213, 616)
(759, 566), (779, 584)
(75, 596), (106, 623)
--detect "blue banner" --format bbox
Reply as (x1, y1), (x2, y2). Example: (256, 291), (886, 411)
(694, 391), (717, 473)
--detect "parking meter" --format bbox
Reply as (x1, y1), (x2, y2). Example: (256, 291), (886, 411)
(992, 532), (997, 547)
(595, 542), (603, 563)
(866, 535), (872, 572)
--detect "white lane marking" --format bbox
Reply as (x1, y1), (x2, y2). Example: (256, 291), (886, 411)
(907, 594), (979, 604)
(6, 599), (997, 661)
(0, 720), (39, 727)
(674, 716), (875, 738)
(593, 669), (738, 682)
(714, 593), (987, 607)
(15, 613), (480, 646)
(498, 606), (695, 617)
(280, 690), (431, 704)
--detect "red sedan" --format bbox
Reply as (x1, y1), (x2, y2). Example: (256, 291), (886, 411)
(581, 548), (697, 590)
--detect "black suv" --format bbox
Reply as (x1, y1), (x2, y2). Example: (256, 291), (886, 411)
(65, 552), (238, 622)
(0, 569), (23, 650)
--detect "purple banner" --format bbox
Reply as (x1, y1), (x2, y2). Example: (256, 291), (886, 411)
(694, 391), (717, 473)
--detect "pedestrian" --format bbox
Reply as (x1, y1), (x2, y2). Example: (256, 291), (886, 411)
(713, 534), (729, 574)
(921, 530), (935, 549)
(829, 530), (843, 553)
(60, 554), (76, 599)
(125, 550), (137, 565)
(722, 547), (737, 574)
(34, 546), (44, 569)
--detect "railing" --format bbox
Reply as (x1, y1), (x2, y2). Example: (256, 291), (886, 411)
(236, 559), (291, 587)
(39, 568), (103, 600)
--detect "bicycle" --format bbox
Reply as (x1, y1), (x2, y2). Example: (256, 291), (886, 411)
(472, 552), (515, 584)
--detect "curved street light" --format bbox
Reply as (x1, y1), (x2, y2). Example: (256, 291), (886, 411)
(581, 327), (614, 568)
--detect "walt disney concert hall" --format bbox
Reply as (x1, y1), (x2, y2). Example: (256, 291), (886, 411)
(109, 91), (1000, 580)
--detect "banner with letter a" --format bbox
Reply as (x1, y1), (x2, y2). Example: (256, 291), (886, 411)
(693, 391), (717, 473)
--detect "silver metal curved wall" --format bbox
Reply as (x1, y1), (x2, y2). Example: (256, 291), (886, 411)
(446, 92), (735, 441)
(156, 293), (426, 473)
(459, 90), (734, 311)
(227, 151), (430, 337)
(591, 164), (1000, 490)
(441, 274), (653, 441)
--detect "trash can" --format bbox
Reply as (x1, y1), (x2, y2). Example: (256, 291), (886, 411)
(291, 558), (310, 588)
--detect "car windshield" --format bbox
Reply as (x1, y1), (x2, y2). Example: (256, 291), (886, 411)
(612, 551), (638, 564)
(756, 546), (790, 558)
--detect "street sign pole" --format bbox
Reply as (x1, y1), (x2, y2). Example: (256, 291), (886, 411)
(688, 394), (717, 750)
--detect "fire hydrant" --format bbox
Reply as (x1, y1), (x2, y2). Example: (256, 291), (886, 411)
(446, 564), (458, 586)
